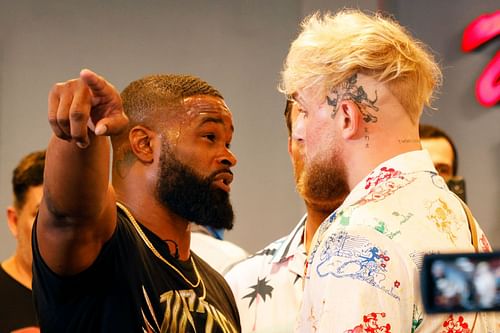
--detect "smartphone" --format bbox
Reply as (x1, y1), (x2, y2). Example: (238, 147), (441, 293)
(446, 177), (467, 203)
(421, 252), (500, 313)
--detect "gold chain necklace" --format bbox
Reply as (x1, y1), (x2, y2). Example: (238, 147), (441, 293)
(116, 202), (206, 299)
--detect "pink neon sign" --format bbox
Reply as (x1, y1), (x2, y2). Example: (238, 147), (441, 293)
(461, 10), (500, 107)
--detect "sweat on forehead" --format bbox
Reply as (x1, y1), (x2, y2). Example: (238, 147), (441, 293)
(183, 95), (230, 117)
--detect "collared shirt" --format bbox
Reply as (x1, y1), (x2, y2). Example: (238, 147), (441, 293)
(225, 217), (307, 333)
(297, 150), (497, 332)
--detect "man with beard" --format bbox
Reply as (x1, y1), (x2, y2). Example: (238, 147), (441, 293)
(32, 69), (241, 332)
(157, 142), (247, 274)
(224, 99), (344, 332)
(280, 9), (496, 332)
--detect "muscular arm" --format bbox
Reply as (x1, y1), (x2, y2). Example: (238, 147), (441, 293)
(37, 70), (128, 276)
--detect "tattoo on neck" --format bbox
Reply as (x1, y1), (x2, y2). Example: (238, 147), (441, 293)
(364, 127), (370, 148)
(326, 73), (379, 123)
(398, 138), (419, 144)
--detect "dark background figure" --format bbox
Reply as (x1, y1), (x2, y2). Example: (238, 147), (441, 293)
(420, 124), (467, 202)
(1, 150), (45, 333)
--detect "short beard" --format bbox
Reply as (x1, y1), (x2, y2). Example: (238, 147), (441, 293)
(156, 145), (234, 230)
(297, 152), (349, 207)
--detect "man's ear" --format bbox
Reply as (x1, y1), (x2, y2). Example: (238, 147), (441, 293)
(6, 206), (19, 238)
(129, 126), (156, 163)
(339, 100), (363, 140)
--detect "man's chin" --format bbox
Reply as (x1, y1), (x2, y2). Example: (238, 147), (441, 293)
(195, 197), (234, 230)
(297, 179), (348, 210)
(196, 217), (234, 231)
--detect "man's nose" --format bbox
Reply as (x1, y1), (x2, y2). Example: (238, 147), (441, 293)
(218, 148), (237, 167)
(291, 114), (306, 142)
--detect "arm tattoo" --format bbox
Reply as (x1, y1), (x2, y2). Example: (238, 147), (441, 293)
(326, 73), (379, 123)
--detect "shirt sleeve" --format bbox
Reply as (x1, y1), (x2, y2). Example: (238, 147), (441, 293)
(297, 225), (415, 333)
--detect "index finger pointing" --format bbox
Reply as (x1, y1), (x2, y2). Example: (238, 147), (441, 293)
(79, 69), (116, 101)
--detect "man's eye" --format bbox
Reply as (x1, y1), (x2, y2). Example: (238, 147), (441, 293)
(435, 163), (452, 177)
(205, 134), (216, 142)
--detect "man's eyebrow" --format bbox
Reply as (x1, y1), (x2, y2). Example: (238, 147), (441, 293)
(291, 93), (305, 106)
(197, 116), (234, 132)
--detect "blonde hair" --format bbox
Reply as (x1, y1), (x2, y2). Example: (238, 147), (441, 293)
(280, 9), (442, 122)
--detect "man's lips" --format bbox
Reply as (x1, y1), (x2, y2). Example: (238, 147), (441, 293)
(212, 171), (233, 192)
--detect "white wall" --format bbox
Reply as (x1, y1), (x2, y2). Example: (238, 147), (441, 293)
(396, 0), (500, 249)
(1, 0), (498, 261)
(0, 0), (304, 257)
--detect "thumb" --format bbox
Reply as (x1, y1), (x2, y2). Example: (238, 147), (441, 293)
(94, 112), (129, 136)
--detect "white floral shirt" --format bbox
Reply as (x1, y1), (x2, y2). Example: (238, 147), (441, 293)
(297, 150), (497, 333)
(225, 217), (306, 333)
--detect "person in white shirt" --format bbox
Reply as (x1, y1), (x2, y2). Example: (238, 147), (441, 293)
(279, 9), (496, 332)
(224, 99), (344, 332)
(190, 223), (248, 274)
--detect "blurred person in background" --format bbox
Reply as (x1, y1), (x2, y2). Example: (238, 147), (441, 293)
(190, 222), (248, 274)
(420, 123), (466, 202)
(0, 150), (45, 333)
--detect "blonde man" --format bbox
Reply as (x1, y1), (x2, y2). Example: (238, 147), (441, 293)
(281, 9), (496, 332)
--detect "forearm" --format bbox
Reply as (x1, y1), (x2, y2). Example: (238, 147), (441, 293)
(43, 133), (112, 224)
(37, 133), (117, 275)
(36, 70), (125, 275)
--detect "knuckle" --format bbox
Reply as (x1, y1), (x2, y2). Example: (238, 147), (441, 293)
(56, 115), (70, 128)
(51, 79), (80, 94)
(50, 84), (63, 95)
(48, 116), (59, 127)
(71, 132), (85, 142)
(70, 108), (86, 122)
